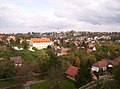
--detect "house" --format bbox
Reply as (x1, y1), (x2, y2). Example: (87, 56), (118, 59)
(113, 57), (120, 65)
(29, 38), (53, 49)
(12, 46), (23, 50)
(50, 44), (60, 51)
(6, 36), (16, 42)
(57, 48), (70, 56)
(87, 47), (96, 53)
(0, 38), (2, 42)
(0, 35), (3, 42)
(65, 65), (79, 81)
(10, 56), (22, 66)
(87, 43), (96, 53)
(99, 35), (111, 40)
(91, 59), (113, 72)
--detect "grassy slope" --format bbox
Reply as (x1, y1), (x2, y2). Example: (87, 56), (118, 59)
(30, 79), (76, 89)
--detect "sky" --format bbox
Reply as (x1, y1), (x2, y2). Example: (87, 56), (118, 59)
(0, 0), (120, 33)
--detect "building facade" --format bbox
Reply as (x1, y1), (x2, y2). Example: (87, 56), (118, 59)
(30, 38), (53, 49)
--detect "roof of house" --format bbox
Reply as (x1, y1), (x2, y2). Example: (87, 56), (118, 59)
(57, 48), (70, 53)
(6, 36), (16, 41)
(113, 57), (120, 65)
(65, 65), (79, 77)
(0, 38), (2, 41)
(93, 59), (113, 68)
(10, 56), (22, 64)
(31, 38), (51, 43)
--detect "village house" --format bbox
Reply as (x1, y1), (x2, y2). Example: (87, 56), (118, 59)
(50, 44), (60, 51)
(113, 57), (120, 65)
(91, 59), (113, 72)
(65, 65), (79, 81)
(29, 38), (53, 49)
(99, 35), (111, 40)
(0, 35), (3, 42)
(6, 36), (16, 42)
(56, 48), (70, 56)
(87, 43), (96, 53)
(0, 38), (2, 42)
(10, 56), (22, 66)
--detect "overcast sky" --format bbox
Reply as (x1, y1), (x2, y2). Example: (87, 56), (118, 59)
(0, 0), (120, 33)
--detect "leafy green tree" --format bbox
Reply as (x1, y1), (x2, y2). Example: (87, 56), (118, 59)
(36, 50), (49, 73)
(0, 59), (16, 79)
(73, 57), (80, 67)
(82, 53), (96, 67)
(46, 49), (58, 68)
(15, 38), (20, 44)
(113, 64), (120, 85)
(16, 63), (33, 82)
(10, 39), (14, 44)
(48, 63), (64, 89)
(22, 41), (29, 49)
(75, 60), (92, 88)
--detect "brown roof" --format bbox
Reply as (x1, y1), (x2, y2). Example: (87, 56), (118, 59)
(10, 56), (22, 64)
(31, 38), (51, 43)
(57, 48), (70, 53)
(6, 36), (16, 41)
(113, 57), (120, 65)
(65, 65), (79, 77)
(93, 59), (113, 68)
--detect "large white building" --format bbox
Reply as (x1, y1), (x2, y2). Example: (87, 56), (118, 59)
(30, 38), (53, 49)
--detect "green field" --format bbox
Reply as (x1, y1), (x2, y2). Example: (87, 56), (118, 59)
(30, 79), (76, 89)
(0, 78), (76, 89)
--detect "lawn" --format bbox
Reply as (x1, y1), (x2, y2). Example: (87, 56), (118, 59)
(0, 79), (76, 89)
(62, 79), (76, 89)
(30, 80), (50, 89)
(8, 86), (24, 89)
(30, 79), (76, 89)
(0, 78), (24, 88)
(0, 79), (18, 88)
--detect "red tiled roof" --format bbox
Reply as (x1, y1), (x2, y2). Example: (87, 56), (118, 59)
(31, 38), (51, 43)
(6, 36), (16, 41)
(93, 59), (112, 68)
(65, 65), (79, 77)
(113, 57), (120, 65)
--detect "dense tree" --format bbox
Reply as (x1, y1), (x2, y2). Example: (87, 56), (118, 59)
(48, 63), (64, 89)
(75, 60), (92, 88)
(22, 41), (29, 49)
(10, 39), (14, 44)
(73, 57), (80, 67)
(94, 44), (120, 60)
(0, 59), (16, 79)
(82, 53), (96, 67)
(15, 38), (20, 44)
(16, 63), (33, 82)
(113, 64), (120, 85)
(46, 49), (59, 68)
(36, 50), (49, 73)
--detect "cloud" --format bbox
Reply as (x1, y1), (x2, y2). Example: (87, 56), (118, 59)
(52, 0), (120, 24)
(0, 0), (120, 33)
(0, 0), (32, 33)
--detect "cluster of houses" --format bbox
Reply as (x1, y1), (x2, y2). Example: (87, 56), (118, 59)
(0, 35), (54, 50)
(0, 32), (120, 82)
(0, 35), (16, 43)
(65, 57), (120, 81)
